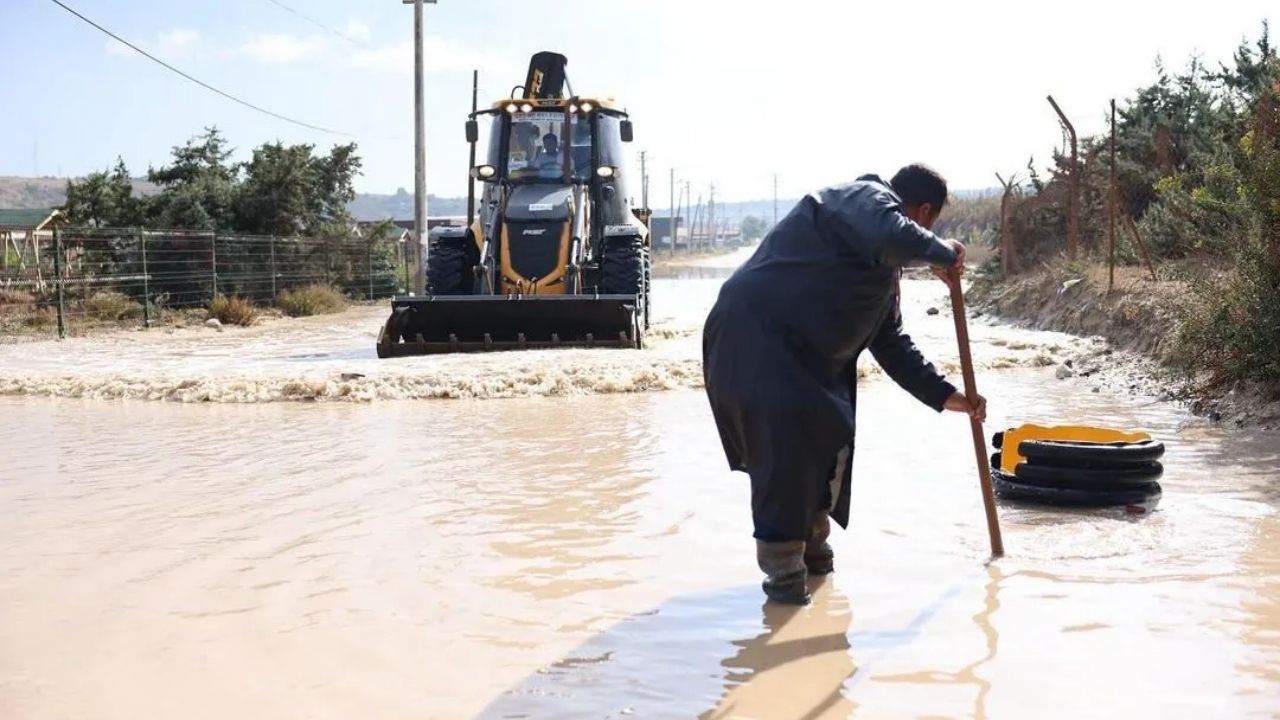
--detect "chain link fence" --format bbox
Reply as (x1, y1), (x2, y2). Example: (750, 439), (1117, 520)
(0, 227), (412, 338)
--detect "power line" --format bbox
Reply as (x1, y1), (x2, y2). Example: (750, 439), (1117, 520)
(46, 0), (353, 137)
(260, 0), (366, 47)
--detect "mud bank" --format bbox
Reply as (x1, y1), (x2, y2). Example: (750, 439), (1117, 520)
(969, 263), (1280, 428)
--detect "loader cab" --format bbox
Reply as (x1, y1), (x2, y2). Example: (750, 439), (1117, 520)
(473, 99), (636, 227)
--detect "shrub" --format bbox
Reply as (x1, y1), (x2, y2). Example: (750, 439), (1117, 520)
(82, 291), (143, 322)
(208, 294), (257, 326)
(277, 284), (348, 317)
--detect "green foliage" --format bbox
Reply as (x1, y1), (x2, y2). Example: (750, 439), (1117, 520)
(236, 141), (362, 236)
(740, 215), (766, 241)
(277, 284), (348, 317)
(208, 294), (257, 326)
(1173, 91), (1280, 387)
(62, 158), (143, 227)
(62, 126), (363, 236)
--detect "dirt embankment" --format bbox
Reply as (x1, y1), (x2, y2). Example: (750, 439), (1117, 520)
(969, 262), (1280, 428)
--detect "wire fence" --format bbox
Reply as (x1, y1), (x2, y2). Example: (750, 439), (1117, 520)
(0, 226), (412, 338)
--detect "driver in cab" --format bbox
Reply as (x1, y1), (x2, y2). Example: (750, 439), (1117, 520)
(535, 132), (562, 172)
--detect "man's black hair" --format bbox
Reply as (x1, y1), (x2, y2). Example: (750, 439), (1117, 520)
(890, 164), (949, 209)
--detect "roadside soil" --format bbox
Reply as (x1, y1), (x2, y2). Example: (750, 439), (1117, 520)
(968, 260), (1280, 429)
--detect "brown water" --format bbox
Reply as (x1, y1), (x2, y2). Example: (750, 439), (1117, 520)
(1, 267), (1278, 719)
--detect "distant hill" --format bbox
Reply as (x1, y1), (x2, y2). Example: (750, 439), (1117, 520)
(0, 176), (158, 210)
(0, 176), (469, 221)
(347, 188), (469, 221)
(1, 176), (996, 225)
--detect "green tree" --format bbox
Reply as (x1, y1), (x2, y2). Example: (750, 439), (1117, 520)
(62, 157), (141, 227)
(741, 215), (766, 241)
(146, 127), (238, 230)
(235, 142), (362, 236)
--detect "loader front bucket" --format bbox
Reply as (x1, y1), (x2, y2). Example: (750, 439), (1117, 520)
(375, 295), (641, 357)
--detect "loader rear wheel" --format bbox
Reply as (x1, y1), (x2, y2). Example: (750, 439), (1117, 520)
(427, 235), (478, 296)
(602, 235), (646, 296)
(643, 251), (651, 330)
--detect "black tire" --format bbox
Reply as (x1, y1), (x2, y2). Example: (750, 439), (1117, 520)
(426, 235), (477, 296)
(602, 235), (647, 346)
(642, 249), (651, 330)
(388, 306), (414, 343)
(1017, 439), (1165, 467)
(994, 471), (1162, 507)
(602, 235), (645, 296)
(1013, 461), (1163, 489)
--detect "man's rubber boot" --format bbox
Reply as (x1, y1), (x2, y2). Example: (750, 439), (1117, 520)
(805, 513), (835, 576)
(756, 540), (810, 605)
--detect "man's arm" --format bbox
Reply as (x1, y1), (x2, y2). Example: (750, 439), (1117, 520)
(867, 287), (956, 412)
(819, 185), (958, 267)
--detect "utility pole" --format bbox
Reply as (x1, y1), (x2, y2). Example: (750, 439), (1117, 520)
(772, 173), (779, 227)
(685, 180), (693, 252)
(404, 0), (437, 295)
(708, 183), (716, 250)
(669, 168), (676, 258)
(640, 151), (649, 211)
(467, 69), (478, 228)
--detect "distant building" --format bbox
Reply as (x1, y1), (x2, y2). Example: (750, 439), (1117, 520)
(648, 216), (684, 249)
(1, 208), (64, 283)
(353, 216), (467, 243)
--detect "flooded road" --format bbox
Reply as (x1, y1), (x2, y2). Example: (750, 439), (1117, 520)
(1, 252), (1278, 718)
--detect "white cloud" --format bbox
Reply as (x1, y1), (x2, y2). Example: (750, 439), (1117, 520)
(347, 35), (511, 77)
(341, 19), (373, 44)
(238, 33), (327, 64)
(158, 29), (200, 54)
(103, 28), (200, 60)
(104, 40), (133, 58)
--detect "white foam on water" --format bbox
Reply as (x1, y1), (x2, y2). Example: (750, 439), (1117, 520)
(0, 277), (1087, 403)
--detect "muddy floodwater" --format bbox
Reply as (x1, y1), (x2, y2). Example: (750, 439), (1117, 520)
(2, 249), (1278, 719)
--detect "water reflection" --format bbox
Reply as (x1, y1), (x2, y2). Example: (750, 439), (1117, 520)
(704, 578), (857, 720)
(872, 565), (1002, 720)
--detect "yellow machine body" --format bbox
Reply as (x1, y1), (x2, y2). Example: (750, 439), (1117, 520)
(999, 424), (1151, 474)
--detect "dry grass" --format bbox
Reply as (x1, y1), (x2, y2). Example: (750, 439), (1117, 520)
(82, 291), (143, 322)
(208, 294), (258, 326)
(277, 284), (348, 317)
(0, 289), (36, 306)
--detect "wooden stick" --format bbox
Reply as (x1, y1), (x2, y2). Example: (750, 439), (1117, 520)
(947, 268), (1005, 558)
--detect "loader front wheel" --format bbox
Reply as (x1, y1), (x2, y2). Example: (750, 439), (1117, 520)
(427, 235), (478, 295)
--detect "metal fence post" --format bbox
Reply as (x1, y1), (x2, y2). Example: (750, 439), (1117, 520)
(211, 233), (219, 299)
(367, 238), (374, 300)
(402, 242), (409, 294)
(53, 226), (66, 339)
(325, 237), (333, 287)
(139, 228), (151, 328)
(269, 235), (278, 299)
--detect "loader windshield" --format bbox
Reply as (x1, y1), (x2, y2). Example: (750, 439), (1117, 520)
(506, 112), (571, 182)
(499, 112), (597, 183)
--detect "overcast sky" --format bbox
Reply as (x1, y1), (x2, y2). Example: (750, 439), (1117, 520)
(2, 0), (1276, 203)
